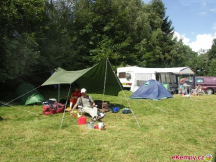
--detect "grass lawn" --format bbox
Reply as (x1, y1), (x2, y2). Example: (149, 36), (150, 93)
(0, 90), (216, 162)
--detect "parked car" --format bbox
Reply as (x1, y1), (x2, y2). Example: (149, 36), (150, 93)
(195, 76), (216, 94)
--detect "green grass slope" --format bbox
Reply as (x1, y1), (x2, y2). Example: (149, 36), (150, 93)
(0, 91), (215, 162)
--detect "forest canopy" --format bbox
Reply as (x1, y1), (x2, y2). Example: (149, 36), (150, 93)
(0, 0), (215, 89)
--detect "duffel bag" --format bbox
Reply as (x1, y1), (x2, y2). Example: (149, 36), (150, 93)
(55, 103), (65, 113)
(56, 107), (64, 113)
(42, 107), (56, 115)
(49, 108), (56, 114)
(43, 105), (51, 112)
(43, 111), (53, 115)
(56, 103), (65, 108)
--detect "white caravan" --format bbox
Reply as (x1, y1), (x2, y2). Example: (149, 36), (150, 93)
(117, 66), (195, 92)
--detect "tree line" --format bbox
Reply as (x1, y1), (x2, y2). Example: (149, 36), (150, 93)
(0, 0), (216, 90)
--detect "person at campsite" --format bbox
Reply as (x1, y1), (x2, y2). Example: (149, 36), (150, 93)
(70, 88), (102, 121)
(69, 87), (81, 110)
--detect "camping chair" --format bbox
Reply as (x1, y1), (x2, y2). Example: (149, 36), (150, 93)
(191, 85), (206, 96)
(77, 105), (100, 118)
(168, 82), (177, 94)
(77, 105), (85, 116)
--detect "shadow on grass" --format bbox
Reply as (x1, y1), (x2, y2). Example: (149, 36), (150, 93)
(0, 116), (3, 121)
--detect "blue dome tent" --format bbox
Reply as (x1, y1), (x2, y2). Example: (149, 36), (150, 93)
(129, 80), (173, 100)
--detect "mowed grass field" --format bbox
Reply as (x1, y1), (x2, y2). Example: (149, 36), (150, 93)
(0, 90), (216, 162)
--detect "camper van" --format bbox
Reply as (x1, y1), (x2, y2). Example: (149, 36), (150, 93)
(195, 76), (216, 94)
(117, 66), (195, 92)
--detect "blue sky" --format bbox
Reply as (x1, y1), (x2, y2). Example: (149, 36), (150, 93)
(145, 0), (216, 53)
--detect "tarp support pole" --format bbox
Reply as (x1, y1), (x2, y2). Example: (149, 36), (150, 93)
(60, 84), (72, 129)
(102, 59), (108, 110)
(58, 84), (60, 102)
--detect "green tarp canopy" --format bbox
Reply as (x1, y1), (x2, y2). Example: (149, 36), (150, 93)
(15, 83), (45, 105)
(42, 59), (123, 96)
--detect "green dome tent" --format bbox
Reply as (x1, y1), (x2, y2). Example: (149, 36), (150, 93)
(15, 83), (45, 105)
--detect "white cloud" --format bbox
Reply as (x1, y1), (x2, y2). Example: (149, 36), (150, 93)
(189, 34), (216, 52)
(173, 32), (190, 44)
(174, 31), (216, 53)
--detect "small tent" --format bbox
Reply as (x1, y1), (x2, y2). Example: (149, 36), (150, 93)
(15, 83), (45, 105)
(41, 59), (123, 96)
(25, 93), (45, 105)
(129, 79), (172, 100)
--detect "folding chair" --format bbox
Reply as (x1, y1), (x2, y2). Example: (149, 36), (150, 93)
(191, 85), (206, 96)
